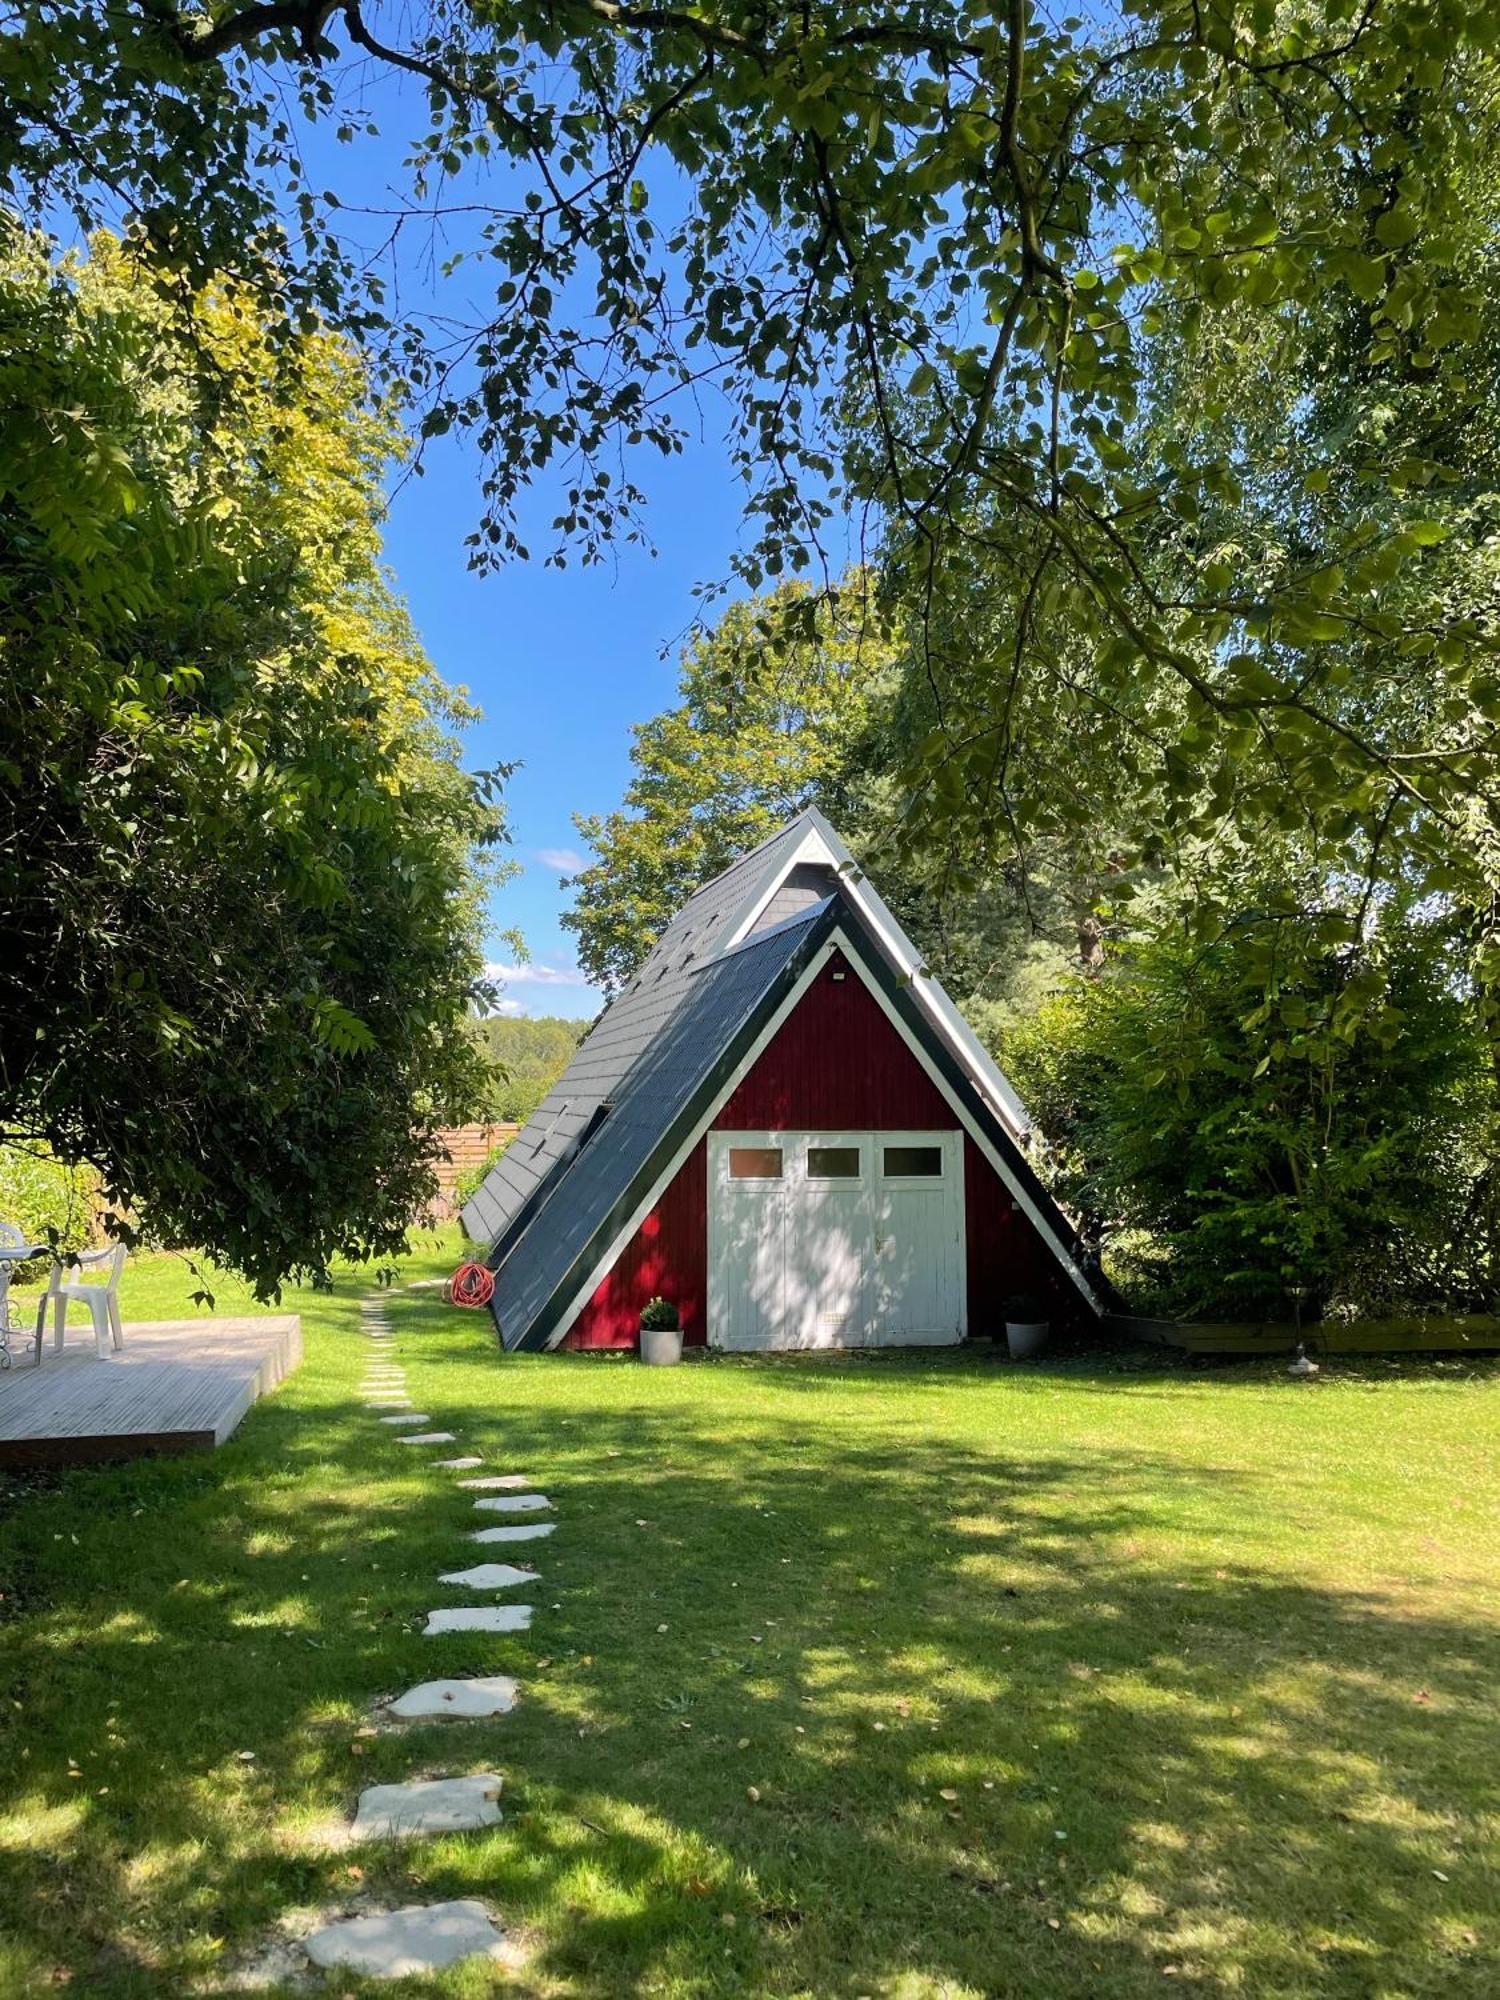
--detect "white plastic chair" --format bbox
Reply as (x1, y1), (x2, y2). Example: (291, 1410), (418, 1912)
(42, 1242), (127, 1359)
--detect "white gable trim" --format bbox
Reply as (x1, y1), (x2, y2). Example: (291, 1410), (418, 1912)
(545, 923), (1099, 1347)
(712, 807), (1031, 1144)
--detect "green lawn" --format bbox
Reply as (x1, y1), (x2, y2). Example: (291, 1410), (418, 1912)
(1, 1245), (1497, 1997)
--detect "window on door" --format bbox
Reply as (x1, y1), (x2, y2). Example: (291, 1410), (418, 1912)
(882, 1144), (944, 1178)
(807, 1145), (861, 1179)
(729, 1146), (783, 1179)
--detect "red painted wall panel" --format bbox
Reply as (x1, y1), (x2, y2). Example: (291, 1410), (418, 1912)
(562, 952), (1077, 1347)
(565, 1140), (708, 1350)
(716, 951), (951, 1130)
(963, 1137), (1079, 1335)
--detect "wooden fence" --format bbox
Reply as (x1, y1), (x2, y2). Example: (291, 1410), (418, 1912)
(1104, 1311), (1500, 1358)
(424, 1123), (520, 1222)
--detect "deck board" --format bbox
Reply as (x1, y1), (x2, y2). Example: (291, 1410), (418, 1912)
(0, 1316), (302, 1470)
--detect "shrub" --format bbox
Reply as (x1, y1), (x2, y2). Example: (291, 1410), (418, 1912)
(1001, 896), (1499, 1321)
(640, 1295), (679, 1331)
(0, 1143), (98, 1267)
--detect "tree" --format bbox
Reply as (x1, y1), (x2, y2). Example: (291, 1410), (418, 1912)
(1002, 877), (1500, 1321)
(564, 569), (1119, 1034)
(4, 3), (1497, 927)
(0, 230), (506, 1290)
(564, 577), (894, 992)
(467, 1014), (587, 1124)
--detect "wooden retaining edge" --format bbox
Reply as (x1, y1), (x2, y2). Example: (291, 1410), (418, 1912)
(1103, 1311), (1500, 1357)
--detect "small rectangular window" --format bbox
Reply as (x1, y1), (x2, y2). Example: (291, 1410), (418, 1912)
(729, 1146), (783, 1180)
(883, 1145), (943, 1178)
(807, 1145), (861, 1179)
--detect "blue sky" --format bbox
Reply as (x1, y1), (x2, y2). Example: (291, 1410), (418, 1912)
(308, 70), (761, 1022)
(382, 409), (744, 1021)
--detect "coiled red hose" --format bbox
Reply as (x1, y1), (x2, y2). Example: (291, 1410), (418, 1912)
(448, 1261), (496, 1308)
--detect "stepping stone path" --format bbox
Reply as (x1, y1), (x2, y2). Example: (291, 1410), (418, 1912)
(387, 1676), (519, 1721)
(304, 1900), (509, 1979)
(351, 1773), (503, 1839)
(267, 1285), (565, 1980)
(425, 1605), (533, 1636)
(437, 1562), (537, 1590)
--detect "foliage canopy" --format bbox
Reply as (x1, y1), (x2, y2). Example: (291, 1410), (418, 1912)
(4, 1), (1498, 963)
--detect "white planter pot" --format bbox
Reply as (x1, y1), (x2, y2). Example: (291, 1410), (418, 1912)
(640, 1323), (683, 1366)
(1005, 1320), (1050, 1361)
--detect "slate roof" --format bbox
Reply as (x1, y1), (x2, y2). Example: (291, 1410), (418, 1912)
(490, 903), (834, 1350)
(460, 816), (811, 1249)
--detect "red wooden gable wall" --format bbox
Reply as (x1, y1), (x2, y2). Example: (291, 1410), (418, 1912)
(563, 949), (1074, 1348)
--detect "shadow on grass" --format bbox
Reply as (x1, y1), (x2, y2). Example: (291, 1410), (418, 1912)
(0, 1307), (1494, 1997)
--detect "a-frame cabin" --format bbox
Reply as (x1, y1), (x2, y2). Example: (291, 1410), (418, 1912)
(462, 810), (1101, 1352)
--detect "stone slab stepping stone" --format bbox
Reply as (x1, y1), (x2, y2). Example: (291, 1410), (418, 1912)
(457, 1474), (534, 1491)
(469, 1523), (555, 1544)
(473, 1493), (551, 1513)
(305, 1899), (508, 1978)
(425, 1605), (533, 1635)
(379, 1412), (430, 1426)
(386, 1676), (519, 1721)
(437, 1563), (537, 1591)
(398, 1432), (456, 1445)
(351, 1774), (502, 1840)
(432, 1456), (483, 1470)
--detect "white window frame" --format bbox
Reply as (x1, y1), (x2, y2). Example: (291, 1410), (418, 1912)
(878, 1132), (951, 1188)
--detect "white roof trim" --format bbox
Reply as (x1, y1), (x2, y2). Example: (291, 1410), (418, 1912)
(711, 807), (1031, 1144)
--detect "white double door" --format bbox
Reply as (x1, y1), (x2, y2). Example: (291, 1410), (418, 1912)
(708, 1130), (965, 1350)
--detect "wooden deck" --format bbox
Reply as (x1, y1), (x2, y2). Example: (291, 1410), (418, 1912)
(0, 1316), (302, 1471)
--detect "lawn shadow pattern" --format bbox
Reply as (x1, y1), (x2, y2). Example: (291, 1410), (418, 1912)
(0, 1290), (1494, 1997)
(421, 1329), (1498, 1999)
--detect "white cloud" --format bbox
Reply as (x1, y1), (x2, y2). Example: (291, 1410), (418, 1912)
(490, 997), (526, 1018)
(485, 960), (591, 988)
(534, 846), (585, 874)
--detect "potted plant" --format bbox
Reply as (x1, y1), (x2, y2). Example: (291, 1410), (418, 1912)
(1002, 1292), (1050, 1360)
(639, 1295), (683, 1366)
